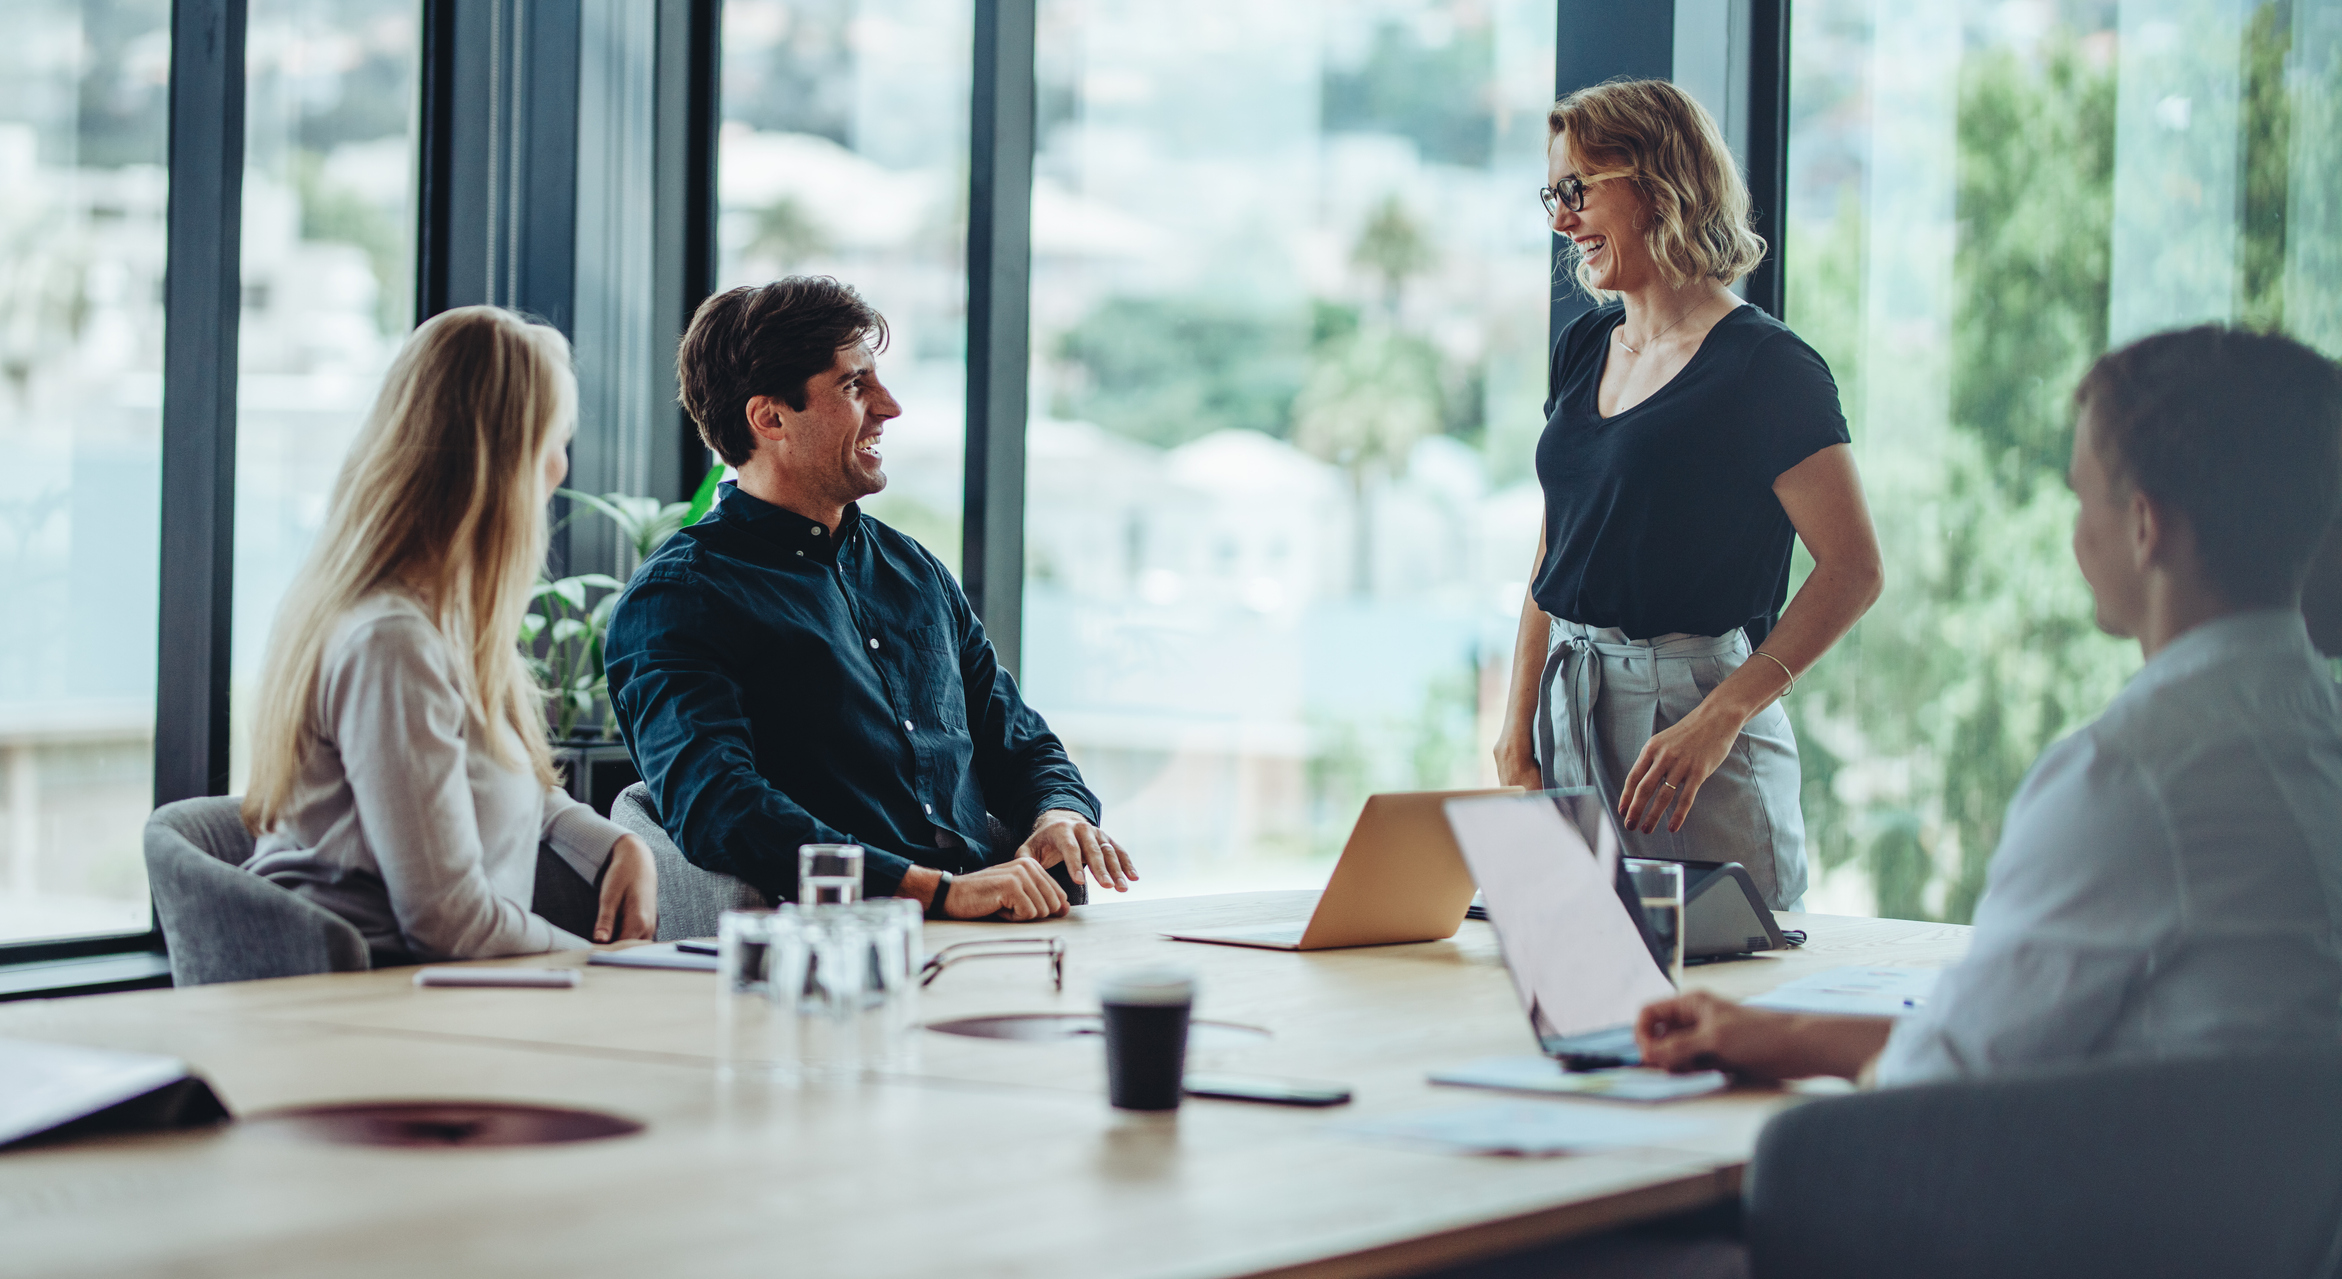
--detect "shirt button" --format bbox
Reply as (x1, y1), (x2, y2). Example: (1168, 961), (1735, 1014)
(794, 549), (804, 557)
(903, 720), (914, 732)
(811, 525), (823, 536)
(868, 637), (880, 650)
(923, 802), (933, 815)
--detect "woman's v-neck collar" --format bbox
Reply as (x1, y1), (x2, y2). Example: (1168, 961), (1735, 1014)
(1587, 300), (1750, 422)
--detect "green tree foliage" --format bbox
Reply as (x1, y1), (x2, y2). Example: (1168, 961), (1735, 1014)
(292, 150), (409, 335)
(1951, 41), (2116, 490)
(1789, 33), (2141, 924)
(1353, 194), (1435, 314)
(2239, 2), (2294, 329)
(1320, 15), (1497, 166)
(1050, 296), (1310, 448)
(749, 195), (831, 272)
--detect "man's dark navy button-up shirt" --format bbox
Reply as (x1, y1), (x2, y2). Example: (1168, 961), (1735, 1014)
(604, 483), (1100, 901)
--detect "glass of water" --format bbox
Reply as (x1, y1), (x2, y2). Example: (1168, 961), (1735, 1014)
(1628, 859), (1686, 986)
(718, 908), (775, 994)
(716, 909), (782, 1077)
(798, 843), (864, 905)
(763, 901), (921, 1081)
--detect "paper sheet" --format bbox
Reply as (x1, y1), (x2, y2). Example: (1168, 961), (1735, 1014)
(585, 942), (718, 972)
(1430, 1057), (1729, 1102)
(1336, 1100), (1707, 1157)
(0, 1037), (195, 1147)
(1745, 966), (1940, 1018)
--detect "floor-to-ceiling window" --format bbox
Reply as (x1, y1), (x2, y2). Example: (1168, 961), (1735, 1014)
(230, 0), (420, 791)
(1020, 0), (1559, 896)
(0, 1), (172, 946)
(1784, 0), (2342, 921)
(716, 0), (973, 563)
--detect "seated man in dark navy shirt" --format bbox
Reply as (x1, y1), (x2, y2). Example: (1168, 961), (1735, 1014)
(605, 277), (1136, 920)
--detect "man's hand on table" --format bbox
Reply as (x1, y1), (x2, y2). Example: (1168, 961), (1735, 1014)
(1635, 989), (1894, 1082)
(897, 860), (1069, 920)
(1016, 809), (1138, 893)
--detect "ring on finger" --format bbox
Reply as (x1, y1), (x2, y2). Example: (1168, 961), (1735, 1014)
(1659, 780), (1679, 791)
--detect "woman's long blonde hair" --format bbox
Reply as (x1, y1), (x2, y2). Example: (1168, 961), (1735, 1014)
(1549, 78), (1768, 298)
(243, 306), (574, 833)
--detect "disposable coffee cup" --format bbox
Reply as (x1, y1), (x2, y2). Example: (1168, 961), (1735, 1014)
(1099, 966), (1194, 1111)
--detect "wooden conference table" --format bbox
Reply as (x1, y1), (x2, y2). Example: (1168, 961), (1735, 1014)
(0, 892), (1968, 1279)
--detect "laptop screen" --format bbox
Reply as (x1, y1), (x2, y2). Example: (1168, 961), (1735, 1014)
(1444, 791), (1677, 1040)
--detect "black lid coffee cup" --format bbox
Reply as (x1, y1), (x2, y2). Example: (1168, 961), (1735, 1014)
(1099, 967), (1194, 1111)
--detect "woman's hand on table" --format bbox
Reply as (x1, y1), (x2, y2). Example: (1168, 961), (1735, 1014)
(594, 834), (659, 943)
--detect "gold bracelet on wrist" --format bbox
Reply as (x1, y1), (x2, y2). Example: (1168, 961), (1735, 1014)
(1754, 650), (1798, 698)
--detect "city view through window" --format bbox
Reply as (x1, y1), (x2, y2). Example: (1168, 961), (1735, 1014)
(0, 0), (171, 944)
(0, 0), (419, 945)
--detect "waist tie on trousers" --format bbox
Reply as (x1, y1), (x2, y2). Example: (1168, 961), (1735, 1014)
(1533, 622), (1747, 796)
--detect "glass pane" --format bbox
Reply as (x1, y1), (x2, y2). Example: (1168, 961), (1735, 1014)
(1785, 0), (2342, 921)
(231, 0), (420, 790)
(0, 1), (171, 945)
(1024, 1), (1558, 896)
(717, 0), (973, 564)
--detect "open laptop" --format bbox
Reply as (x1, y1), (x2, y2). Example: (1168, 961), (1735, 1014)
(1465, 790), (1794, 963)
(1444, 789), (1678, 1069)
(1163, 788), (1517, 951)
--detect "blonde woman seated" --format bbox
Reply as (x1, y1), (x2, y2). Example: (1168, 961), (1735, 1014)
(242, 307), (658, 961)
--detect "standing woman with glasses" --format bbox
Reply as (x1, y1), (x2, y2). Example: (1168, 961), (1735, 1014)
(242, 307), (659, 960)
(1492, 80), (1883, 908)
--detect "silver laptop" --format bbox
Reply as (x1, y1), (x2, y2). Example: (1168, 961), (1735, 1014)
(1443, 790), (1677, 1069)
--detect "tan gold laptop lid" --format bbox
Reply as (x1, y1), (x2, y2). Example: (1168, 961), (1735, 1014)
(1291, 787), (1519, 950)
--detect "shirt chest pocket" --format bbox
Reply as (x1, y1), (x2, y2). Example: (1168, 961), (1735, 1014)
(900, 623), (969, 731)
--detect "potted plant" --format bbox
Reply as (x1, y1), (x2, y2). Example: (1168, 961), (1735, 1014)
(528, 467), (725, 812)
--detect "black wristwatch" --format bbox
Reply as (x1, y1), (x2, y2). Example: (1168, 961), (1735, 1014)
(926, 871), (955, 920)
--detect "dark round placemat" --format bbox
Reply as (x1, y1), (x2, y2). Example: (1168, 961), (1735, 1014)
(242, 1101), (642, 1148)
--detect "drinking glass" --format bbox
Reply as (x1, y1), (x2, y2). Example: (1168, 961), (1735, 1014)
(716, 909), (784, 1077)
(764, 902), (920, 1080)
(798, 843), (864, 905)
(1629, 859), (1686, 986)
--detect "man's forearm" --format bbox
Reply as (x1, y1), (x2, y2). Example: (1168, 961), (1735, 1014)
(1770, 1013), (1896, 1080)
(895, 864), (941, 908)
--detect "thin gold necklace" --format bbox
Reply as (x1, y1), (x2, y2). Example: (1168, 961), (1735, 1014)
(1615, 301), (1699, 355)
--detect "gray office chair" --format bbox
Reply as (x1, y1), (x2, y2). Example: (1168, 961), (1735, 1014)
(1745, 1051), (2342, 1279)
(611, 782), (762, 941)
(144, 797), (370, 986)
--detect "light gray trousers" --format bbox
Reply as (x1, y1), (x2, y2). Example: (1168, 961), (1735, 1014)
(1536, 617), (1808, 909)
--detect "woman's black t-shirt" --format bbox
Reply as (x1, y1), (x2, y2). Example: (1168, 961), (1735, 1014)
(1531, 302), (1850, 644)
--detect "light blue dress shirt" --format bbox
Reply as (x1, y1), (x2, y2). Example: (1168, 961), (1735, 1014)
(1875, 609), (2342, 1086)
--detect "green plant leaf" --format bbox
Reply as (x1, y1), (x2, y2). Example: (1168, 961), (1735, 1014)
(551, 578), (589, 610)
(683, 462), (725, 526)
(573, 573), (625, 591)
(551, 618), (586, 644)
(520, 613), (546, 643)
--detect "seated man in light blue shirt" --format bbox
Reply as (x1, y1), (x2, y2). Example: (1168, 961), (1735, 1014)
(1636, 325), (2342, 1085)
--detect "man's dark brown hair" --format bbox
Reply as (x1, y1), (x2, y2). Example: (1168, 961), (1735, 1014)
(2075, 326), (2342, 608)
(676, 277), (889, 466)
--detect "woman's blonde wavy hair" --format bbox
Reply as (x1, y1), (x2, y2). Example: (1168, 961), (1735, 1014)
(242, 306), (575, 834)
(1549, 78), (1767, 298)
